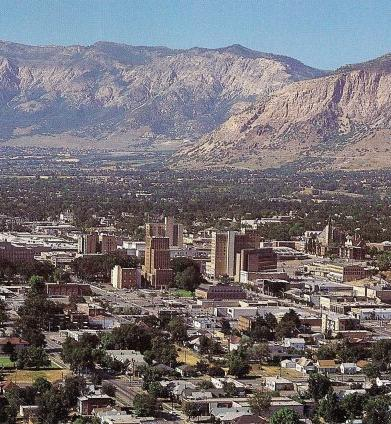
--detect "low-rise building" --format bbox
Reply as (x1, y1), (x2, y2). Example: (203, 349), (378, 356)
(316, 359), (337, 374)
(78, 394), (113, 416)
(111, 265), (141, 289)
(195, 283), (246, 301)
(283, 338), (306, 351)
(340, 363), (359, 374)
(265, 377), (294, 392)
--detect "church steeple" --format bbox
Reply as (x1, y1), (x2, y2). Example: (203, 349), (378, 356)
(325, 216), (333, 246)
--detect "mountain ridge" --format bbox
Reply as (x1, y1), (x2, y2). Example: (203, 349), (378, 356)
(0, 40), (323, 142)
(173, 52), (391, 171)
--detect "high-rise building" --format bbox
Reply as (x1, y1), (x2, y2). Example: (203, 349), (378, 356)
(145, 222), (166, 238)
(210, 232), (229, 278)
(208, 229), (263, 278)
(165, 216), (184, 248)
(142, 216), (183, 288)
(143, 235), (173, 289)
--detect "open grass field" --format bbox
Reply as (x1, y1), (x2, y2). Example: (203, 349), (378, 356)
(0, 356), (62, 370)
(177, 346), (203, 366)
(250, 364), (304, 379)
(5, 368), (72, 384)
(0, 356), (15, 369)
(173, 289), (194, 298)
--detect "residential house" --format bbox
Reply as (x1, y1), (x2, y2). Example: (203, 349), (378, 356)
(295, 357), (316, 374)
(283, 338), (306, 351)
(340, 363), (359, 374)
(265, 377), (294, 392)
(0, 337), (29, 353)
(280, 359), (296, 369)
(316, 359), (337, 374)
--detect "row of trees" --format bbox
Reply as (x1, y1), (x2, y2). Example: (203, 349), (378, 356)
(1, 376), (86, 424)
(16, 275), (62, 347)
(248, 309), (302, 342)
(71, 253), (139, 282)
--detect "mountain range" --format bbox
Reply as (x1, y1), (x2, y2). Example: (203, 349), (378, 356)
(0, 41), (321, 142)
(174, 54), (391, 171)
(1, 40), (391, 171)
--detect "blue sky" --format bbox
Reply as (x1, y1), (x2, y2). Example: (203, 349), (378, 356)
(0, 0), (390, 69)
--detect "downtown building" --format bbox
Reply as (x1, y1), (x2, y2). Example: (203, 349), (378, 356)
(111, 265), (141, 289)
(206, 229), (263, 279)
(142, 218), (180, 288)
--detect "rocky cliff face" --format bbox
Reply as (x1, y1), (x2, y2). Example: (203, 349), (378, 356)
(174, 55), (391, 170)
(0, 41), (322, 141)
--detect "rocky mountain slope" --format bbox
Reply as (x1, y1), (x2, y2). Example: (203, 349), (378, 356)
(0, 41), (322, 141)
(174, 54), (391, 171)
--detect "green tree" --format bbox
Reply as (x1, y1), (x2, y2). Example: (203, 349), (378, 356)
(32, 377), (52, 395)
(16, 347), (50, 369)
(61, 336), (102, 373)
(317, 391), (345, 423)
(249, 390), (272, 416)
(174, 266), (203, 292)
(167, 316), (188, 343)
(363, 396), (391, 424)
(139, 366), (163, 390)
(377, 252), (391, 271)
(52, 268), (71, 284)
(270, 408), (301, 424)
(371, 340), (391, 370)
(133, 392), (157, 417)
(37, 388), (68, 424)
(221, 319), (231, 335)
(182, 402), (200, 419)
(4, 386), (34, 423)
(197, 380), (214, 390)
(250, 316), (274, 341)
(227, 349), (250, 378)
(264, 313), (278, 329)
(249, 343), (270, 365)
(363, 363), (381, 381)
(208, 365), (225, 377)
(340, 392), (367, 421)
(0, 299), (7, 326)
(144, 337), (178, 367)
(317, 343), (336, 360)
(16, 275), (61, 346)
(146, 381), (168, 398)
(101, 323), (151, 352)
(223, 381), (237, 397)
(63, 376), (86, 408)
(275, 310), (301, 340)
(308, 373), (331, 402)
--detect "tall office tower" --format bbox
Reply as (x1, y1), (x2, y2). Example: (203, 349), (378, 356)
(145, 222), (166, 238)
(164, 216), (184, 248)
(143, 235), (173, 289)
(209, 229), (262, 279)
(78, 233), (99, 254)
(210, 232), (229, 279)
